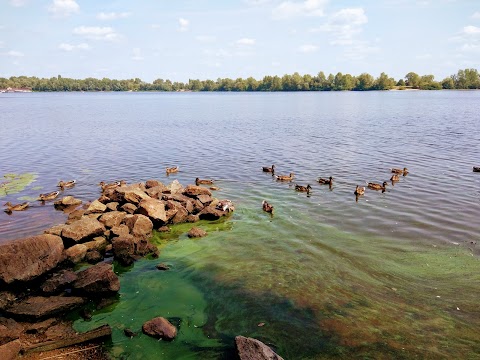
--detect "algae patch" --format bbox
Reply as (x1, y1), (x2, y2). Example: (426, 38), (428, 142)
(0, 173), (38, 198)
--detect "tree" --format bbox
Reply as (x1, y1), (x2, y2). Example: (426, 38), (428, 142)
(356, 73), (375, 90)
(441, 77), (455, 89)
(405, 72), (420, 88)
(374, 72), (395, 90)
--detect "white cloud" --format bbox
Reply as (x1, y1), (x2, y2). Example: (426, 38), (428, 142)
(178, 18), (189, 32)
(48, 0), (79, 18)
(460, 43), (480, 52)
(132, 48), (144, 61)
(415, 53), (432, 60)
(244, 0), (272, 5)
(452, 25), (480, 53)
(59, 43), (90, 51)
(298, 44), (318, 53)
(73, 26), (120, 41)
(97, 12), (131, 21)
(10, 0), (27, 7)
(462, 25), (480, 35)
(196, 35), (216, 43)
(7, 50), (24, 57)
(150, 24), (161, 29)
(236, 38), (256, 45)
(311, 8), (368, 45)
(273, 0), (328, 19)
(0, 41), (4, 49)
(472, 12), (480, 19)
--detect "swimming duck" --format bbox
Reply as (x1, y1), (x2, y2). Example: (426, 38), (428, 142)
(354, 185), (365, 196)
(275, 173), (294, 181)
(99, 181), (124, 191)
(391, 167), (409, 176)
(318, 176), (333, 186)
(216, 199), (234, 212)
(57, 180), (76, 189)
(262, 164), (275, 173)
(4, 201), (29, 212)
(390, 174), (400, 182)
(473, 166), (480, 172)
(295, 184), (312, 194)
(196, 177), (214, 185)
(166, 166), (179, 174)
(38, 191), (60, 201)
(262, 200), (274, 214)
(368, 181), (388, 191)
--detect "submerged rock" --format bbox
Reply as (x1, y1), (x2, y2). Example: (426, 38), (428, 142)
(73, 263), (120, 296)
(187, 227), (207, 238)
(235, 336), (284, 360)
(142, 317), (177, 340)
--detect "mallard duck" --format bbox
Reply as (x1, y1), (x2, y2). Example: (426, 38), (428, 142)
(196, 177), (214, 185)
(38, 191), (60, 201)
(262, 164), (275, 173)
(354, 185), (365, 196)
(473, 166), (480, 172)
(391, 167), (409, 176)
(367, 181), (388, 191)
(391, 174), (400, 182)
(275, 173), (294, 181)
(295, 184), (312, 194)
(4, 201), (29, 212)
(262, 200), (274, 214)
(216, 199), (234, 212)
(99, 181), (124, 191)
(166, 166), (179, 174)
(318, 176), (333, 186)
(57, 180), (76, 189)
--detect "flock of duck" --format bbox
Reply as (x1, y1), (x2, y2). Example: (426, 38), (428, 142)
(260, 165), (410, 214)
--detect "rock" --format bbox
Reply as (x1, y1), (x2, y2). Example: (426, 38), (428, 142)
(73, 263), (120, 296)
(86, 200), (107, 214)
(137, 198), (167, 223)
(44, 224), (67, 236)
(166, 201), (189, 224)
(183, 185), (212, 197)
(187, 227), (207, 238)
(61, 217), (106, 245)
(85, 250), (103, 264)
(97, 194), (112, 204)
(185, 214), (200, 223)
(106, 202), (119, 211)
(197, 194), (213, 205)
(168, 180), (183, 194)
(145, 185), (168, 199)
(235, 336), (284, 360)
(124, 328), (137, 338)
(110, 224), (130, 238)
(41, 270), (78, 294)
(123, 214), (153, 239)
(65, 244), (88, 264)
(115, 184), (151, 205)
(99, 211), (126, 228)
(0, 292), (16, 311)
(142, 317), (177, 340)
(5, 296), (85, 320)
(198, 206), (226, 221)
(0, 339), (21, 360)
(67, 209), (85, 222)
(0, 234), (64, 284)
(121, 203), (137, 214)
(145, 180), (167, 190)
(54, 196), (82, 210)
(0, 318), (23, 346)
(80, 308), (93, 320)
(83, 237), (108, 252)
(158, 226), (170, 232)
(156, 263), (170, 271)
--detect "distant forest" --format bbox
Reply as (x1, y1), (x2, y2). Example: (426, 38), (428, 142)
(1, 68), (479, 92)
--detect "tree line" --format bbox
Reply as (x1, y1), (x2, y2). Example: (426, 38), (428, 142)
(1, 69), (479, 92)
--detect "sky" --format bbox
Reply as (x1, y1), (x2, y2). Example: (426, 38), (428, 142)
(1, 0), (479, 82)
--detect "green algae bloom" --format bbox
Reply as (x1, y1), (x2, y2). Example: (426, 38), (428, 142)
(0, 173), (38, 198)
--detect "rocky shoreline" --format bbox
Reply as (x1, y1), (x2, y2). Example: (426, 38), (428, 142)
(0, 179), (283, 359)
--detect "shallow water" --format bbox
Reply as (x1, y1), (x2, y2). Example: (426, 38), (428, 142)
(1, 91), (480, 358)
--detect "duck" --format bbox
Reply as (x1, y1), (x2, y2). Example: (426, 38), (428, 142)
(216, 199), (234, 212)
(473, 166), (480, 172)
(354, 185), (365, 196)
(295, 184), (312, 194)
(390, 174), (400, 182)
(262, 200), (274, 214)
(99, 180), (125, 191)
(4, 201), (29, 212)
(57, 180), (76, 189)
(317, 176), (333, 186)
(262, 164), (275, 173)
(196, 177), (214, 185)
(367, 181), (388, 191)
(391, 167), (409, 176)
(275, 173), (294, 181)
(166, 166), (179, 174)
(38, 191), (60, 201)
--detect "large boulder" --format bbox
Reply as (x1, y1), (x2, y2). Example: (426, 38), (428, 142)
(137, 199), (168, 223)
(114, 184), (151, 205)
(0, 235), (64, 284)
(111, 235), (136, 266)
(54, 196), (82, 210)
(41, 269), (78, 294)
(198, 205), (226, 221)
(86, 200), (107, 214)
(64, 244), (88, 264)
(61, 217), (106, 245)
(235, 336), (284, 360)
(73, 263), (120, 296)
(99, 211), (126, 228)
(183, 185), (212, 197)
(142, 317), (177, 340)
(123, 214), (153, 239)
(4, 296), (85, 320)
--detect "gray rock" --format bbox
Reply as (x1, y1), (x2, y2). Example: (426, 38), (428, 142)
(235, 336), (284, 360)
(0, 235), (64, 284)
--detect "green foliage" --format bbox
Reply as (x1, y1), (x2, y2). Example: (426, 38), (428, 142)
(1, 68), (478, 92)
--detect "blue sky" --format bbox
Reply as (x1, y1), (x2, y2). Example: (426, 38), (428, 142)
(1, 0), (479, 82)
